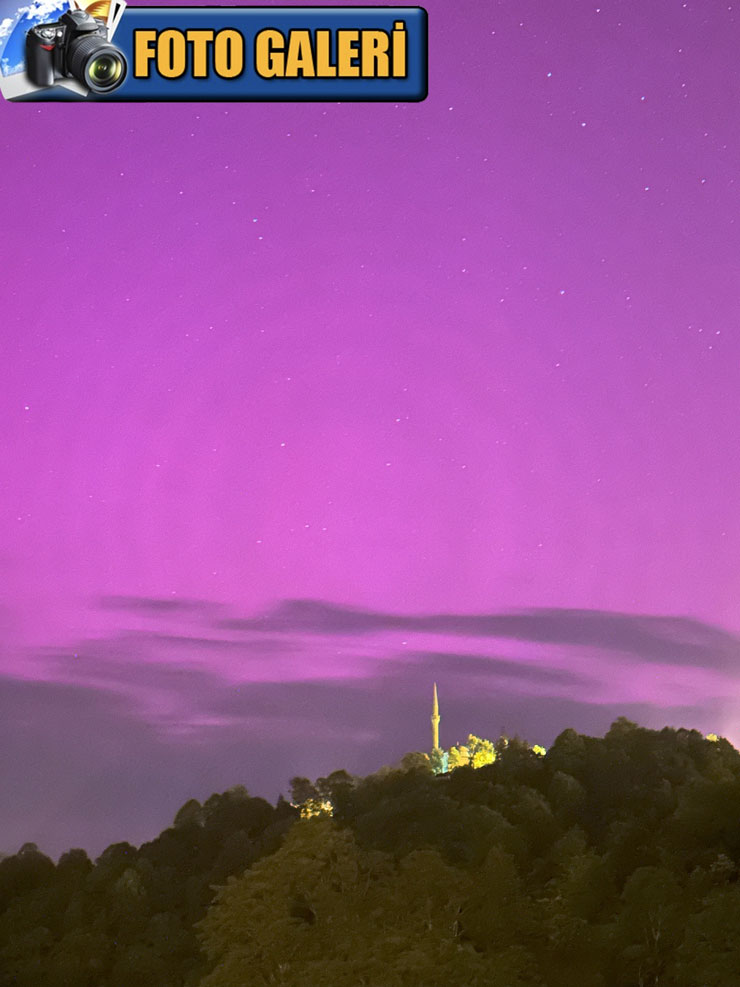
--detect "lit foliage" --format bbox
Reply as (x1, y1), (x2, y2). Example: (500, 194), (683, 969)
(435, 734), (546, 773)
(428, 747), (448, 774)
(299, 798), (334, 819)
(289, 770), (356, 818)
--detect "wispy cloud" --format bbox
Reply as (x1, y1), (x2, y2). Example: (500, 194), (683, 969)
(97, 595), (222, 617)
(4, 598), (737, 739)
(220, 599), (740, 669)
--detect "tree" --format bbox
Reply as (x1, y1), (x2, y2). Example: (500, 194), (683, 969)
(57, 849), (91, 877)
(459, 846), (540, 952)
(399, 751), (433, 773)
(198, 818), (499, 987)
(467, 735), (496, 769)
(612, 866), (689, 987)
(674, 885), (740, 986)
(46, 930), (112, 987)
(289, 775), (319, 805)
(0, 843), (55, 910)
(174, 799), (204, 829)
(548, 771), (587, 825)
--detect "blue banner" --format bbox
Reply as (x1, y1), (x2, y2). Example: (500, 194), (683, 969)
(33, 6), (428, 101)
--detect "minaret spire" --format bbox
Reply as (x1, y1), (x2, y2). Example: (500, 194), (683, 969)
(431, 682), (440, 751)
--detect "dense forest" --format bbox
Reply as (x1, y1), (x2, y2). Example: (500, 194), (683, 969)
(3, 719), (740, 986)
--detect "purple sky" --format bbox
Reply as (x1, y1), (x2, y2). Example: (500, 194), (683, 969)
(3, 0), (740, 858)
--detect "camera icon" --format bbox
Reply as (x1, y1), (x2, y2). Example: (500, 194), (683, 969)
(26, 9), (127, 94)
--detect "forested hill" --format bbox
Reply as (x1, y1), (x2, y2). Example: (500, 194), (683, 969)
(3, 719), (740, 986)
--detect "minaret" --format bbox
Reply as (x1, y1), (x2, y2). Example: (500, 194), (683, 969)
(431, 682), (440, 750)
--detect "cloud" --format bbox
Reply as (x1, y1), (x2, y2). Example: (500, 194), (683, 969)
(97, 595), (222, 617)
(126, 631), (292, 655)
(24, 0), (68, 16)
(398, 649), (587, 687)
(1, 57), (22, 75)
(0, 0), (69, 66)
(5, 598), (737, 759)
(220, 599), (740, 671)
(3, 599), (733, 738)
(219, 598), (396, 635)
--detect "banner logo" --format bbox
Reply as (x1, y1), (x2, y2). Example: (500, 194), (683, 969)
(0, 3), (428, 101)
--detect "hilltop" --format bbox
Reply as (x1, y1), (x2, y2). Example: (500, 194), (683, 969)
(2, 719), (740, 986)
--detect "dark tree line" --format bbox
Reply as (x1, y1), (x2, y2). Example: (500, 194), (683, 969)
(4, 720), (740, 985)
(0, 787), (295, 986)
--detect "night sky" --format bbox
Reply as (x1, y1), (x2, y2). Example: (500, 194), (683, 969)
(3, 0), (740, 859)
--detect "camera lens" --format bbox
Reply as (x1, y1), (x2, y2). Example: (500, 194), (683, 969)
(88, 54), (122, 86)
(67, 35), (127, 93)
